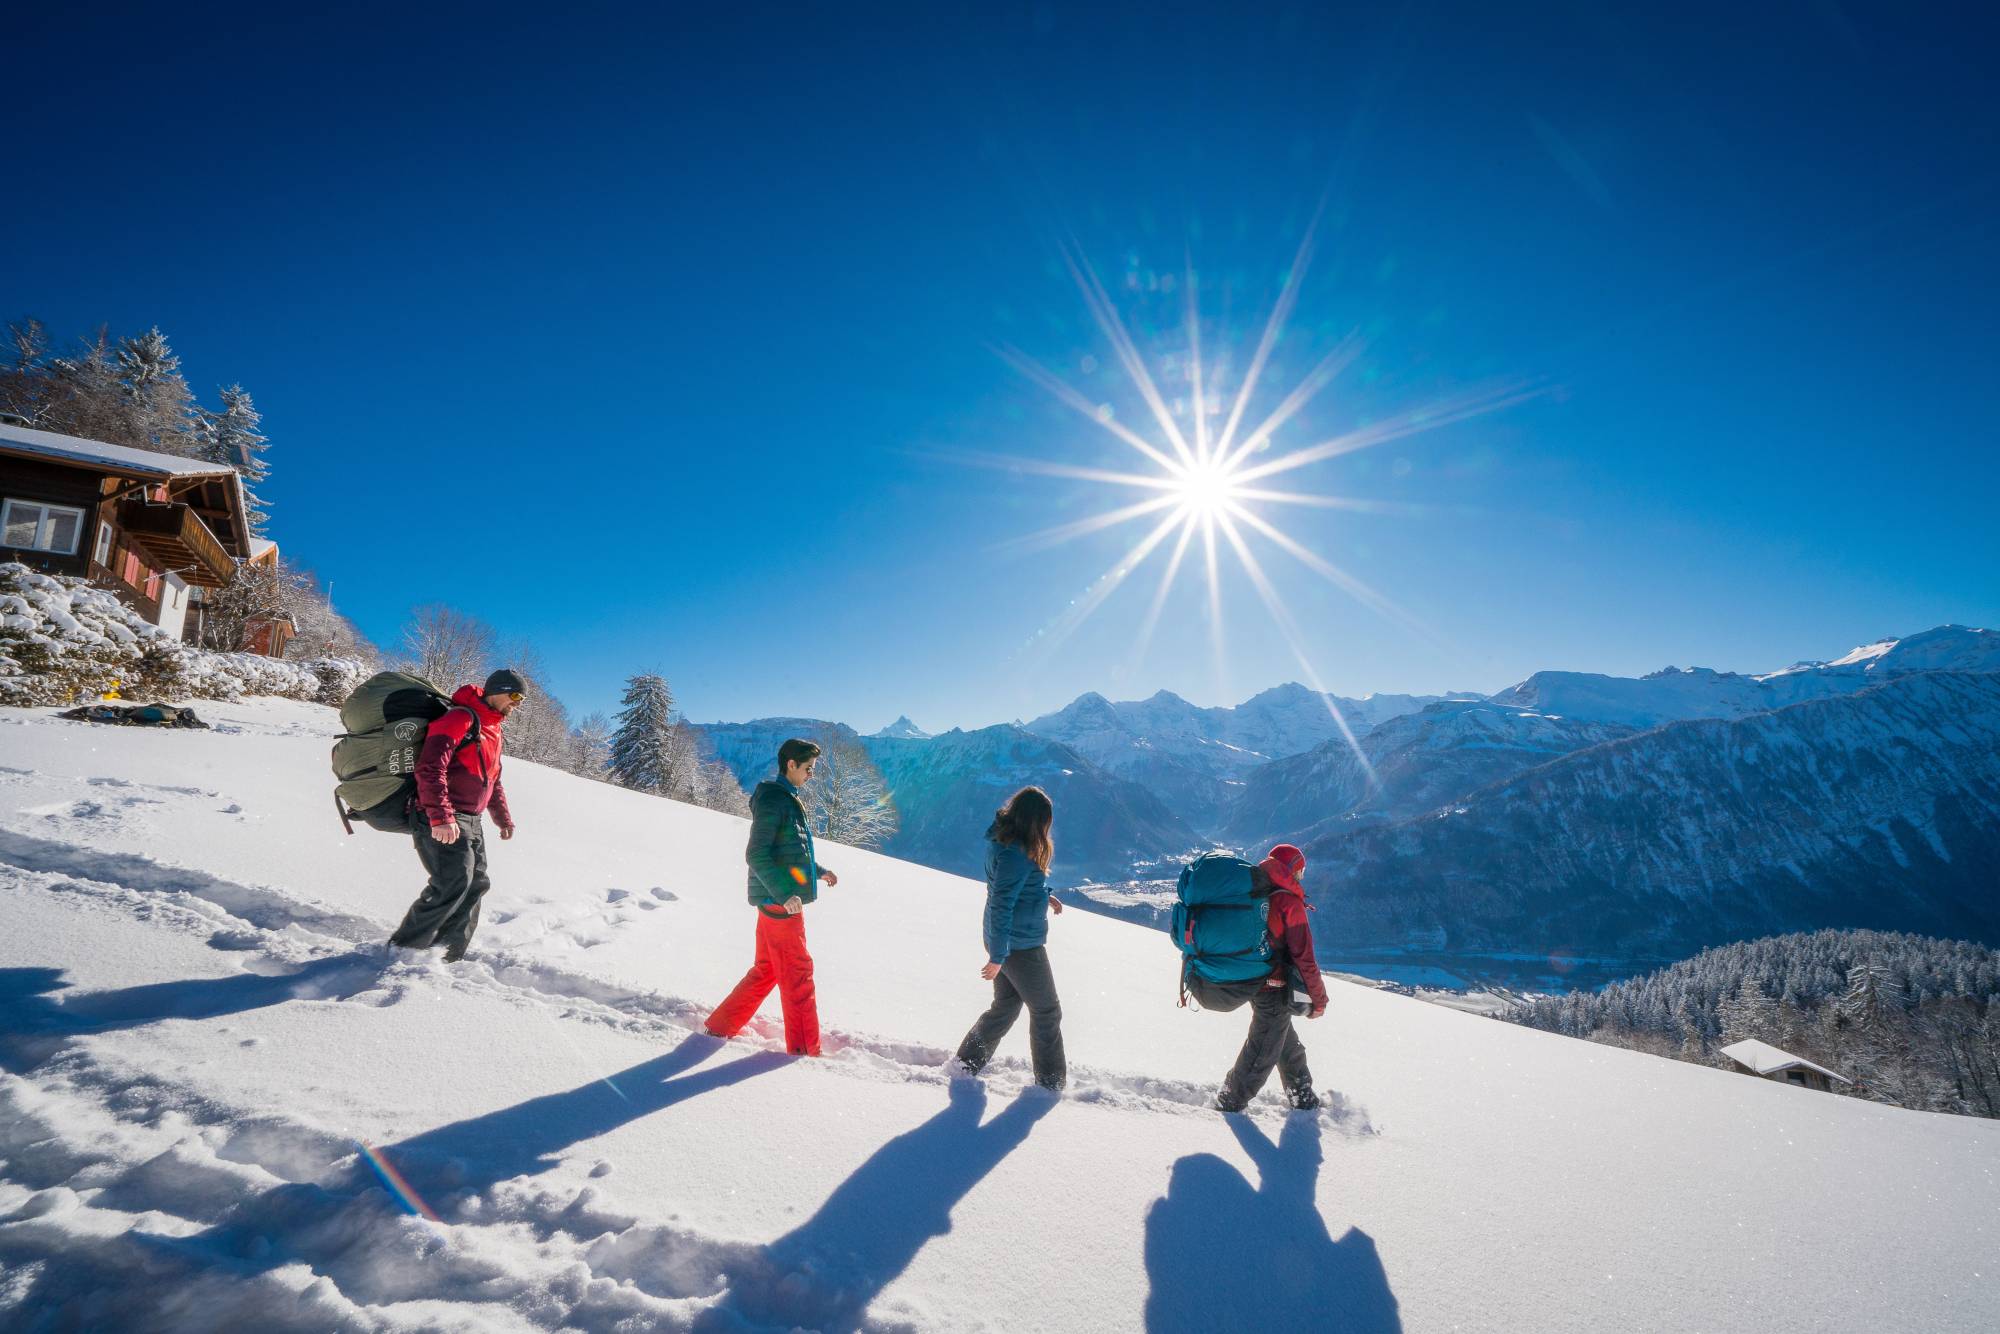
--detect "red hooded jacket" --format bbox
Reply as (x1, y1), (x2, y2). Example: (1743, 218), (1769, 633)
(1260, 852), (1328, 1011)
(414, 685), (513, 830)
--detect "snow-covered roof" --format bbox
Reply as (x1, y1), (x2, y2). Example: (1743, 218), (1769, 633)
(249, 538), (278, 559)
(0, 419), (236, 480)
(1720, 1039), (1852, 1084)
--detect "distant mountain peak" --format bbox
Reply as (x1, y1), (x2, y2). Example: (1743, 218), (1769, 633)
(872, 715), (931, 740)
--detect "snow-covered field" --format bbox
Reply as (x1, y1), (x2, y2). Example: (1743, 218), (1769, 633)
(0, 699), (1993, 1332)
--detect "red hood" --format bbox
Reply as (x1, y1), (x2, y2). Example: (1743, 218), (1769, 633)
(452, 684), (505, 728)
(1259, 853), (1303, 896)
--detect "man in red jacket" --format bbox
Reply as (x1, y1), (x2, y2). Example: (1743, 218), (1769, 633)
(388, 669), (524, 961)
(1189, 843), (1328, 1113)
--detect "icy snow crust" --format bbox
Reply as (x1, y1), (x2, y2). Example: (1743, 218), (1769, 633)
(0, 699), (1994, 1331)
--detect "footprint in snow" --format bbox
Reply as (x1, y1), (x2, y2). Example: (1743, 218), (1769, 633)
(649, 887), (678, 902)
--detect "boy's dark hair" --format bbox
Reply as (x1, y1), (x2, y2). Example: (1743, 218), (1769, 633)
(777, 737), (822, 773)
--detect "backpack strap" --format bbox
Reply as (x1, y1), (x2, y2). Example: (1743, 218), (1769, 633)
(444, 705), (485, 778)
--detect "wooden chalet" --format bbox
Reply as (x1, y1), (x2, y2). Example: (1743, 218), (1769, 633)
(1719, 1038), (1852, 1094)
(0, 419), (255, 643)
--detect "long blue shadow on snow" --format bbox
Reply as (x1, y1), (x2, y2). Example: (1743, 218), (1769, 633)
(384, 1032), (786, 1197)
(1143, 1112), (1400, 1332)
(104, 1033), (784, 1308)
(0, 957), (387, 1072)
(697, 1077), (1057, 1333)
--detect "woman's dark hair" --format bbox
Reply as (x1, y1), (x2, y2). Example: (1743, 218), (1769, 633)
(777, 737), (821, 773)
(988, 785), (1054, 872)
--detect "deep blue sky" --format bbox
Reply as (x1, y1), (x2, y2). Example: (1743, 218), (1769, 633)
(9, 4), (1996, 732)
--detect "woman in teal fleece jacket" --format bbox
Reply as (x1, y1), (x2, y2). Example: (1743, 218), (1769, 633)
(953, 786), (1067, 1090)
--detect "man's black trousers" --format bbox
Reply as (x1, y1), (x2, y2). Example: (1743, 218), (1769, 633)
(957, 946), (1067, 1090)
(1189, 973), (1313, 1106)
(389, 811), (491, 956)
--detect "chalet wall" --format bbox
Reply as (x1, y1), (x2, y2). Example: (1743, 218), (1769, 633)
(0, 456), (102, 578)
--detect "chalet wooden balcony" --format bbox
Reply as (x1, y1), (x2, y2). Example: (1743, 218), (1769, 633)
(116, 499), (235, 588)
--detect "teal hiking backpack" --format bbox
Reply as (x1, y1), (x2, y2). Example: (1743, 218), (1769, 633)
(1172, 851), (1275, 1001)
(330, 671), (479, 834)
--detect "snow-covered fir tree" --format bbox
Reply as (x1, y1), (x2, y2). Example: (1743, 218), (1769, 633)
(608, 674), (683, 795)
(114, 327), (197, 455)
(195, 384), (269, 532)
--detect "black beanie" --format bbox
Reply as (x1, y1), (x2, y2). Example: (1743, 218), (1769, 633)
(484, 668), (528, 696)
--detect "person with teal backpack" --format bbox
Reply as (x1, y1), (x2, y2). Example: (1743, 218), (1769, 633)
(1174, 843), (1328, 1112)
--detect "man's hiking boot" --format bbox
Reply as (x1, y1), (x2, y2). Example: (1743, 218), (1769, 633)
(1214, 1090), (1249, 1114)
(1286, 1080), (1321, 1111)
(441, 942), (469, 963)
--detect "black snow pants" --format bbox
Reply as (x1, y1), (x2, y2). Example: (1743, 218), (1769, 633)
(1189, 974), (1312, 1108)
(957, 945), (1067, 1090)
(389, 810), (491, 957)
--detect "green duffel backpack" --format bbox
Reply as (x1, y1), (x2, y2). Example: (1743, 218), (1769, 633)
(331, 671), (478, 833)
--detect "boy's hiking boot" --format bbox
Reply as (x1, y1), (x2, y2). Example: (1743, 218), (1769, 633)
(1286, 1080), (1321, 1111)
(1214, 1087), (1249, 1114)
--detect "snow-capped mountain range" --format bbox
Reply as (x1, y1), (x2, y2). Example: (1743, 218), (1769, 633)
(692, 624), (1997, 958)
(1020, 685), (1479, 828)
(1304, 669), (2000, 959)
(1488, 624), (2000, 728)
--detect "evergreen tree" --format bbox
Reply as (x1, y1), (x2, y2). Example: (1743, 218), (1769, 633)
(1719, 977), (1780, 1046)
(114, 327), (197, 454)
(196, 385), (270, 532)
(608, 674), (680, 795)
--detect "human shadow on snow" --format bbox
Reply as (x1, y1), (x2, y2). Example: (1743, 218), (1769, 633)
(0, 957), (387, 1072)
(384, 1032), (787, 1196)
(1143, 1111), (1400, 1333)
(97, 1033), (784, 1307)
(697, 1077), (1057, 1333)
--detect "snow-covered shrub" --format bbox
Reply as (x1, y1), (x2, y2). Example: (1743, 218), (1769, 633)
(0, 562), (364, 707)
(0, 563), (160, 704)
(305, 656), (367, 706)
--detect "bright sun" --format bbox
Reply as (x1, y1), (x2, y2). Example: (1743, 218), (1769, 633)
(1173, 460), (1240, 519)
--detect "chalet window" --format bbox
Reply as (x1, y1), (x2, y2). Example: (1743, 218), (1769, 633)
(1, 499), (85, 555)
(94, 521), (113, 565)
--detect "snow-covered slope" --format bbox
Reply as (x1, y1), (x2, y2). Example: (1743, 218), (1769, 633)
(1303, 672), (2000, 958)
(1, 699), (1993, 1331)
(1488, 624), (1999, 728)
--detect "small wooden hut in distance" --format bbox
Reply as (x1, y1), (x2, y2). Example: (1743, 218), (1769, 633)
(1720, 1038), (1852, 1093)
